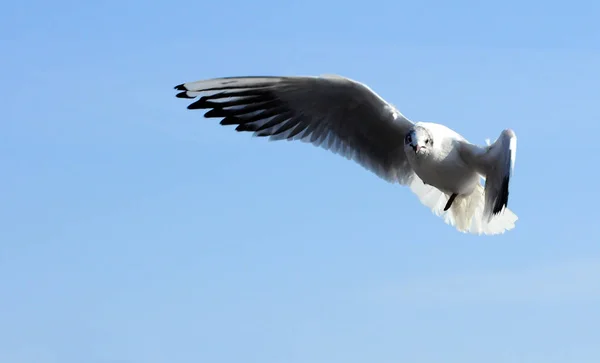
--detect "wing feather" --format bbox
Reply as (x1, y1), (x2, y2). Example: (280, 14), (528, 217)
(174, 74), (416, 184)
(457, 129), (518, 222)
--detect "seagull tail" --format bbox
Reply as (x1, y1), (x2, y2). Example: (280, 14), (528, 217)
(409, 168), (518, 236)
(450, 183), (518, 235)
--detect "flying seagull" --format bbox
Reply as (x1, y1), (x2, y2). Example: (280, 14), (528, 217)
(173, 74), (517, 235)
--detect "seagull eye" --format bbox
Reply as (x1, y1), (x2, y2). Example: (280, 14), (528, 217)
(425, 138), (430, 144)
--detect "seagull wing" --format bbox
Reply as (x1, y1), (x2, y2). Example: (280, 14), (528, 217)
(174, 74), (415, 183)
(457, 129), (518, 223)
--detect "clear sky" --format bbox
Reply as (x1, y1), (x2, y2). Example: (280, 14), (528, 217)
(2, 0), (600, 362)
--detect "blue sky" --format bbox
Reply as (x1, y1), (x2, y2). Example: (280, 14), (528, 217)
(2, 0), (600, 362)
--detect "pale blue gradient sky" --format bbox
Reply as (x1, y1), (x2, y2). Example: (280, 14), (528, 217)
(2, 1), (600, 362)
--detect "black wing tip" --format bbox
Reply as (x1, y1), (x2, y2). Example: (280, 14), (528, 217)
(187, 99), (207, 110)
(219, 117), (241, 126)
(176, 91), (195, 99)
(174, 84), (187, 90)
(492, 176), (510, 215)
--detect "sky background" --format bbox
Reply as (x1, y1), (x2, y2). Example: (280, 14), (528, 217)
(2, 0), (600, 362)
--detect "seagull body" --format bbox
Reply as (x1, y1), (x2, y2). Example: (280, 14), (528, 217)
(174, 74), (518, 235)
(404, 122), (479, 195)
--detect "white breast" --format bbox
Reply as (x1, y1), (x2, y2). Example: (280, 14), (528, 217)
(406, 133), (480, 196)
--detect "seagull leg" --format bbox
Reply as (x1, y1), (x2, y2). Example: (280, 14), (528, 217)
(444, 193), (458, 211)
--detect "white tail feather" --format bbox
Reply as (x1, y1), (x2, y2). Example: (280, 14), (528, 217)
(409, 177), (518, 235)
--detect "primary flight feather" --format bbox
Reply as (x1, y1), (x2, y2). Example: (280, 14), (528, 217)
(173, 74), (518, 235)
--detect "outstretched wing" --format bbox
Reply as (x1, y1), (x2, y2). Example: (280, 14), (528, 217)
(174, 74), (415, 184)
(457, 129), (518, 221)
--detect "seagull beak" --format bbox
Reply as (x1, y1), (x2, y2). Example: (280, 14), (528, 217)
(413, 145), (421, 153)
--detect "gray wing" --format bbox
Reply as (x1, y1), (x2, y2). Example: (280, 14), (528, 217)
(457, 129), (517, 220)
(174, 74), (416, 184)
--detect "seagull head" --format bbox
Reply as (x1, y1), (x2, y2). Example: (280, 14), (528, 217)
(404, 127), (433, 156)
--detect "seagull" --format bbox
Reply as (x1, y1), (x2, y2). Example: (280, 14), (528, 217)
(173, 74), (517, 235)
